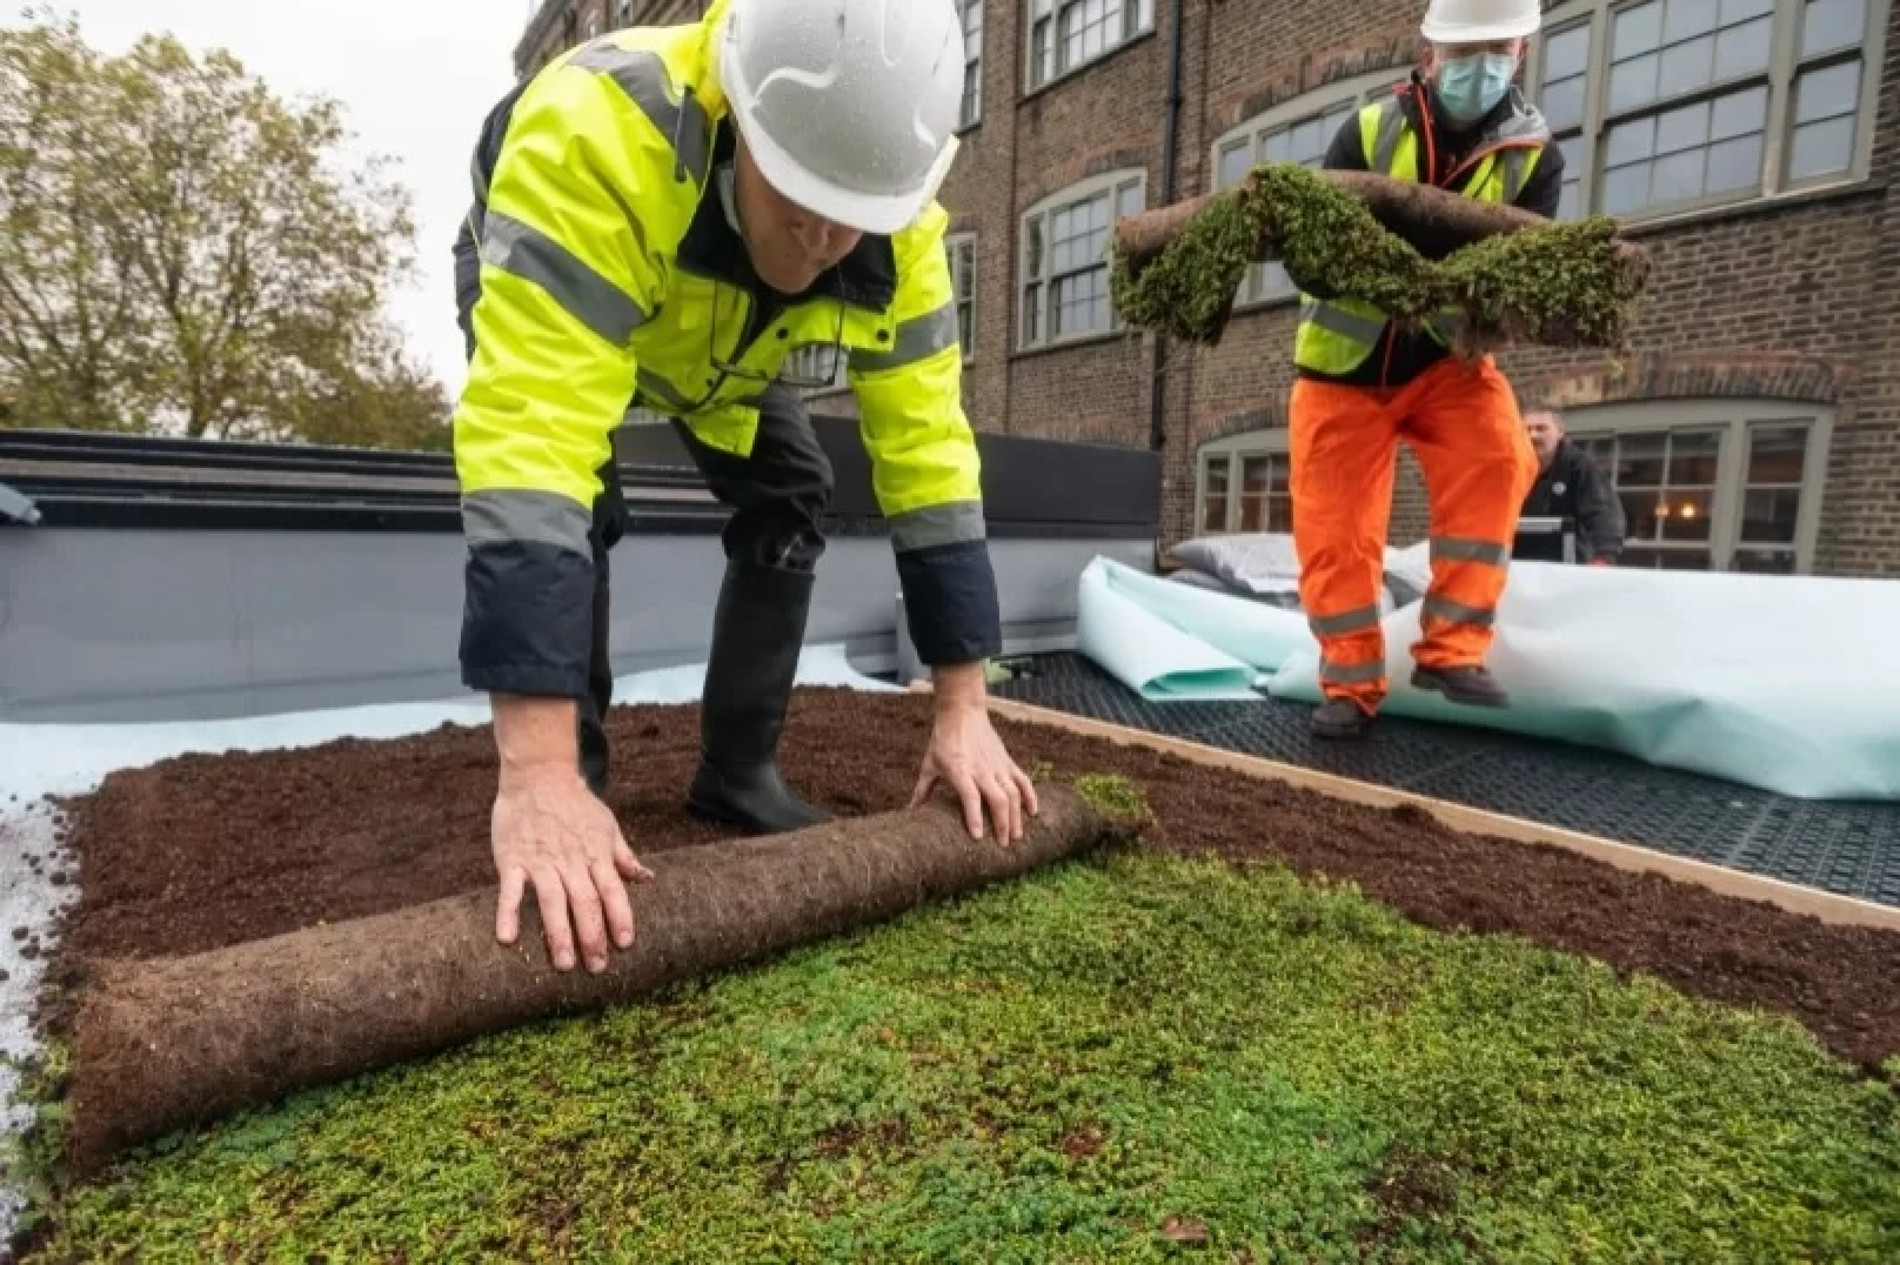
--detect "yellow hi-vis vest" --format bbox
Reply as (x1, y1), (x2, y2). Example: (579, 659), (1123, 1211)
(1292, 90), (1551, 377)
(456, 0), (978, 538)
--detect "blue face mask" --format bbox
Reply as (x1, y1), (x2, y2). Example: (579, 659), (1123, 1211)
(1434, 51), (1516, 123)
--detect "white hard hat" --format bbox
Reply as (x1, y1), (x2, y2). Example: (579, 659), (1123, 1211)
(1419, 0), (1542, 43)
(717, 0), (964, 235)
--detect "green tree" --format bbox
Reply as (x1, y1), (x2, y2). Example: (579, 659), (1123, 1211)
(0, 6), (450, 449)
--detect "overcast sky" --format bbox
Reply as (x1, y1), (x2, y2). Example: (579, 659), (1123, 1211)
(45, 0), (537, 404)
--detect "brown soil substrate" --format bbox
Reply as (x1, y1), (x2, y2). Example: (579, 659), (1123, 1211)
(39, 687), (1900, 1074)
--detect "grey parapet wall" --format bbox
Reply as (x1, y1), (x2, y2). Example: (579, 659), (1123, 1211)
(0, 418), (1159, 724)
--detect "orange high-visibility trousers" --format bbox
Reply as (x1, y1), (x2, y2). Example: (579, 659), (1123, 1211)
(1288, 355), (1539, 714)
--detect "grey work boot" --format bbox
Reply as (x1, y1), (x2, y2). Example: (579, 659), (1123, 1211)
(685, 560), (832, 834)
(1411, 664), (1510, 708)
(1311, 696), (1375, 740)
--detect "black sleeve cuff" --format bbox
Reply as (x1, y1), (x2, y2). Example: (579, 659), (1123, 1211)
(459, 540), (596, 698)
(896, 539), (1003, 666)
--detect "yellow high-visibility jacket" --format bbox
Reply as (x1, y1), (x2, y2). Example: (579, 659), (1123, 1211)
(453, 0), (994, 699)
(1292, 74), (1557, 389)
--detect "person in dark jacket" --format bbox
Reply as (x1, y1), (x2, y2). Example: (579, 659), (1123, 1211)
(1521, 409), (1625, 564)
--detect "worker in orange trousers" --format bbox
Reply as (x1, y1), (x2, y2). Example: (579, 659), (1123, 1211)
(1286, 0), (1559, 739)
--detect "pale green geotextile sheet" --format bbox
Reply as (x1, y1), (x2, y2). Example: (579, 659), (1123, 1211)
(1074, 555), (1900, 800)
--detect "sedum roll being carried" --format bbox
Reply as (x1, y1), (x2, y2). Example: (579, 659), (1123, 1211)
(62, 787), (1109, 1174)
(1109, 162), (1652, 353)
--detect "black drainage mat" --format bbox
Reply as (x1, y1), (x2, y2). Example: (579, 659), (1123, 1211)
(989, 652), (1900, 909)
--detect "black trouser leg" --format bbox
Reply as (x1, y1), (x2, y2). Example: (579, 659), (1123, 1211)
(577, 457), (627, 799)
(672, 384), (834, 834)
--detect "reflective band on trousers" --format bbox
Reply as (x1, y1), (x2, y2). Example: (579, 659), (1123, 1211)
(1431, 536), (1510, 566)
(1307, 602), (1382, 637)
(1320, 658), (1385, 684)
(1422, 595), (1495, 628)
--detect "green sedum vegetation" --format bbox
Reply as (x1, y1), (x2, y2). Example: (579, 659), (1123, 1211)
(17, 779), (1898, 1262)
(1110, 162), (1648, 356)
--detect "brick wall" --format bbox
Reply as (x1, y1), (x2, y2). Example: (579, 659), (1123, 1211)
(945, 0), (1900, 576)
(505, 0), (1900, 576)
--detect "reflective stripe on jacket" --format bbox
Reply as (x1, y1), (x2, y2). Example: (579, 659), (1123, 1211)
(1293, 87), (1551, 379)
(455, 0), (996, 697)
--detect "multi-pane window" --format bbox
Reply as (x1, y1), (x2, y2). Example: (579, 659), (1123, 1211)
(1026, 0), (1155, 90)
(1019, 171), (1144, 348)
(1236, 454), (1293, 532)
(1529, 0), (1882, 221)
(1195, 404), (1831, 569)
(1586, 428), (1723, 569)
(1211, 71), (1403, 304)
(1563, 402), (1831, 572)
(1733, 423), (1809, 572)
(1200, 458), (1229, 533)
(1541, 23), (1593, 218)
(946, 234), (977, 359)
(785, 342), (849, 394)
(1196, 450), (1293, 535)
(961, 1), (984, 128)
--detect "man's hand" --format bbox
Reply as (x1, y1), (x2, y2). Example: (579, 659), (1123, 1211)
(910, 662), (1040, 843)
(490, 695), (653, 972)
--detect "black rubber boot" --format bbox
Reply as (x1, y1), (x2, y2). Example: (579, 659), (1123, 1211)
(686, 561), (832, 834)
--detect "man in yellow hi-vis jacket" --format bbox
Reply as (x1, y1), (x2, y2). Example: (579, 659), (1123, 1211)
(451, 0), (1038, 974)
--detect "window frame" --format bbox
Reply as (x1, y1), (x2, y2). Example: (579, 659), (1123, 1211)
(1524, 0), (1892, 225)
(784, 332), (851, 399)
(960, 0), (985, 130)
(1023, 0), (1156, 94)
(1208, 67), (1408, 308)
(1017, 168), (1147, 351)
(1548, 398), (1833, 572)
(945, 231), (979, 363)
(1192, 428), (1297, 537)
(1192, 401), (1833, 571)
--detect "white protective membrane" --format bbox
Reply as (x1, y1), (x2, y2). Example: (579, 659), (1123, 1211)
(1074, 553), (1900, 801)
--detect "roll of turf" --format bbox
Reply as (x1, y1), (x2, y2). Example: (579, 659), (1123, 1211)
(62, 787), (1108, 1174)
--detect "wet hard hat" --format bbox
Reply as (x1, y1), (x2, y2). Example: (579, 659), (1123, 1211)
(717, 0), (965, 235)
(1419, 0), (1542, 43)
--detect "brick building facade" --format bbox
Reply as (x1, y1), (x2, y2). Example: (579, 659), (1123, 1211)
(515, 0), (1900, 577)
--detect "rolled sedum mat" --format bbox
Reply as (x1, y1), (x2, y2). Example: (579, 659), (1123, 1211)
(63, 786), (1108, 1173)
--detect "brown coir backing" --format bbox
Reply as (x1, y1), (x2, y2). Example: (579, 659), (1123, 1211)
(38, 686), (1900, 1074)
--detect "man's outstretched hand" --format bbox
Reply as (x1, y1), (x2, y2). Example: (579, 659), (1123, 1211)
(489, 694), (653, 972)
(910, 662), (1040, 843)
